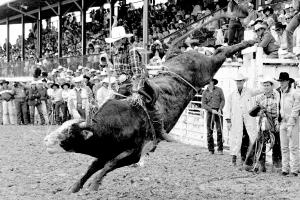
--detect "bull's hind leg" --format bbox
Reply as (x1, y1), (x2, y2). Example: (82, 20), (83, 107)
(88, 149), (135, 191)
(68, 159), (104, 193)
(133, 140), (156, 167)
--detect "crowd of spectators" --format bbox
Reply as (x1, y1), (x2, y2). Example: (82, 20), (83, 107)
(1, 0), (300, 70)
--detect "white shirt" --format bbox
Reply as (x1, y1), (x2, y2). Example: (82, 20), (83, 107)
(96, 86), (115, 107)
(62, 89), (70, 102)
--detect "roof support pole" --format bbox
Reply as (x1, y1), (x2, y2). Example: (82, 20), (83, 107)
(58, 1), (62, 58)
(44, 1), (58, 15)
(21, 15), (25, 61)
(6, 18), (10, 63)
(37, 7), (42, 59)
(81, 0), (86, 56)
(142, 0), (149, 65)
(7, 3), (37, 20)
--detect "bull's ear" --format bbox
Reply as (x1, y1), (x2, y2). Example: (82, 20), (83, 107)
(81, 130), (93, 140)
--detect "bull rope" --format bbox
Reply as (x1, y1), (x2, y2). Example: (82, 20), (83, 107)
(127, 93), (157, 145)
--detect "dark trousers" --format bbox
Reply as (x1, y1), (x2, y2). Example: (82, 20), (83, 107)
(15, 100), (29, 125)
(29, 105), (45, 125)
(54, 101), (63, 124)
(245, 130), (282, 168)
(241, 123), (250, 161)
(61, 101), (69, 123)
(206, 111), (223, 152)
(228, 20), (244, 45)
(272, 131), (282, 167)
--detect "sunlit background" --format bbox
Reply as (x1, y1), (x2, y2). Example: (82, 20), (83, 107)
(0, 0), (167, 46)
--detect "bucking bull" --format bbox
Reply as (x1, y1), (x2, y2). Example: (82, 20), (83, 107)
(44, 39), (255, 193)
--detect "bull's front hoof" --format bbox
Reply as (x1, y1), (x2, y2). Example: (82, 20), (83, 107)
(88, 182), (100, 191)
(68, 182), (82, 193)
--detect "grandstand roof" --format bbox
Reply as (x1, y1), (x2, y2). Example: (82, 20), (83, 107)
(0, 0), (114, 25)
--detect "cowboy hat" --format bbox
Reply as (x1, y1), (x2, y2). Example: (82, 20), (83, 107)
(73, 76), (83, 83)
(105, 26), (133, 43)
(30, 81), (38, 85)
(0, 80), (9, 85)
(258, 6), (263, 12)
(254, 23), (267, 31)
(284, 4), (291, 9)
(37, 80), (44, 84)
(118, 74), (127, 83)
(275, 22), (287, 31)
(61, 82), (70, 88)
(57, 65), (64, 70)
(51, 83), (60, 88)
(260, 76), (279, 88)
(178, 20), (185, 24)
(276, 72), (295, 83)
(93, 76), (101, 81)
(263, 6), (274, 14)
(78, 65), (83, 70)
(211, 78), (218, 85)
(234, 73), (248, 81)
(102, 77), (116, 84)
(100, 70), (108, 76)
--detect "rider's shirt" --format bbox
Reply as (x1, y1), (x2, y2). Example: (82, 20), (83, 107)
(256, 90), (280, 118)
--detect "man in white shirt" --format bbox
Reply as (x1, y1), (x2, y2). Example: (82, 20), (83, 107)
(225, 73), (261, 166)
(96, 77), (117, 108)
(68, 77), (90, 119)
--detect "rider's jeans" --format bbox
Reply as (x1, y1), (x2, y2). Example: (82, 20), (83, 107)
(280, 121), (299, 173)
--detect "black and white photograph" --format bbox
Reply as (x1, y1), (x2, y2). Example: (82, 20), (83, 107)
(0, 0), (300, 199)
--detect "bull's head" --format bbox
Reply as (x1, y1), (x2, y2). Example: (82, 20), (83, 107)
(44, 119), (94, 154)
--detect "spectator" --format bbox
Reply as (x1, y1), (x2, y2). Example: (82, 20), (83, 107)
(225, 73), (260, 166)
(12, 82), (28, 125)
(61, 82), (71, 122)
(37, 80), (50, 125)
(285, 0), (300, 57)
(50, 83), (63, 125)
(276, 72), (299, 176)
(255, 23), (279, 58)
(0, 80), (15, 125)
(27, 81), (45, 125)
(68, 77), (90, 119)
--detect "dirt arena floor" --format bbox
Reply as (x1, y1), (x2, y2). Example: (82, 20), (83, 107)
(0, 125), (300, 200)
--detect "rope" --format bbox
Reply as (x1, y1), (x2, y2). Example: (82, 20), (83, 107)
(127, 94), (157, 144)
(159, 70), (198, 93)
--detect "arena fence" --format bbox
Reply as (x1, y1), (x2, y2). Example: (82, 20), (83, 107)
(0, 54), (106, 78)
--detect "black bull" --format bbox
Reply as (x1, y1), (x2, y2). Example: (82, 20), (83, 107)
(44, 40), (256, 193)
(44, 95), (158, 192)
